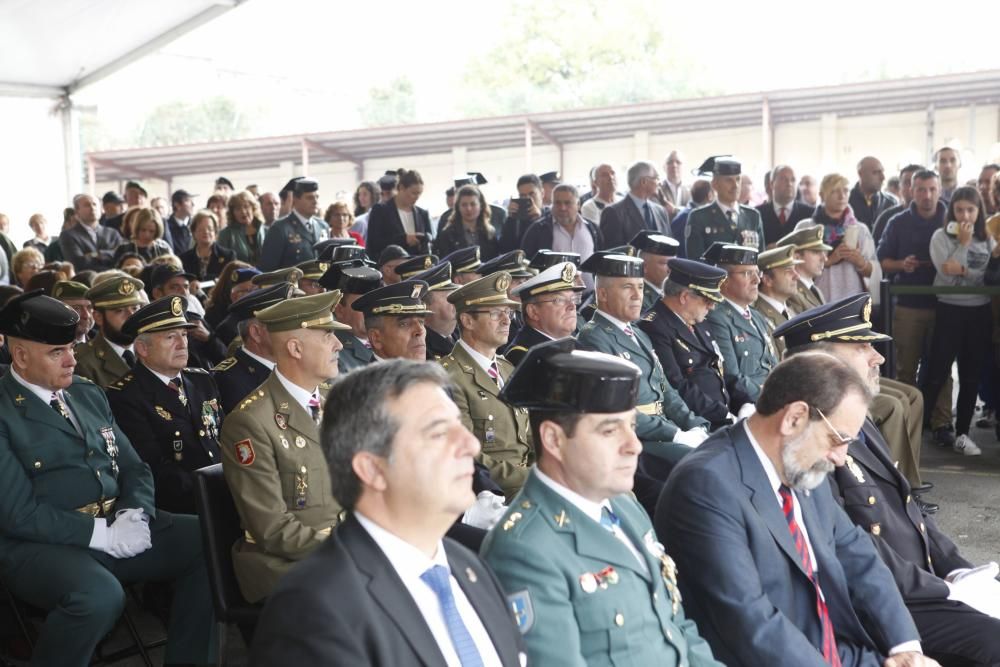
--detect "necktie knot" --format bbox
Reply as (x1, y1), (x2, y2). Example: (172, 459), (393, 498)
(168, 376), (188, 406)
(308, 394), (322, 424)
(624, 324), (635, 337)
(600, 506), (621, 532)
(741, 310), (752, 320)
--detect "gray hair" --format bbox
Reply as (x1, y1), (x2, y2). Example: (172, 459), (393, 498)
(236, 317), (252, 341)
(661, 280), (687, 298)
(552, 183), (579, 200)
(626, 161), (656, 190)
(319, 359), (453, 509)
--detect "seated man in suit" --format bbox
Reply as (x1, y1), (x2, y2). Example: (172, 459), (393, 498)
(775, 295), (1000, 665)
(599, 160), (672, 248)
(639, 257), (752, 430)
(250, 360), (526, 666)
(758, 165), (815, 246)
(482, 338), (722, 667)
(657, 352), (937, 667)
(702, 243), (778, 405)
(684, 156), (765, 261)
(61, 193), (123, 272)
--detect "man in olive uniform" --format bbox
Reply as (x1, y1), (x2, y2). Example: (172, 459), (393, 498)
(219, 290), (350, 603)
(106, 296), (224, 515)
(684, 156), (766, 261)
(776, 295), (1000, 665)
(751, 244), (803, 359)
(319, 260), (381, 373)
(73, 274), (144, 387)
(295, 258), (328, 295)
(440, 271), (533, 500)
(252, 265), (304, 291)
(779, 224), (830, 313)
(639, 257), (748, 430)
(259, 178), (330, 271)
(505, 261), (584, 366)
(211, 283), (292, 414)
(575, 252), (709, 514)
(477, 249), (536, 346)
(482, 339), (723, 667)
(440, 245), (483, 284)
(407, 260), (459, 360)
(702, 243), (778, 405)
(0, 291), (215, 666)
(52, 280), (96, 344)
(629, 230), (679, 314)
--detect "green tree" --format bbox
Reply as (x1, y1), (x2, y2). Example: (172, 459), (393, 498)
(358, 76), (417, 127)
(460, 0), (716, 116)
(134, 96), (252, 146)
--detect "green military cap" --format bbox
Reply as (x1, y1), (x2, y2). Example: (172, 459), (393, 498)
(777, 224), (833, 252)
(122, 295), (196, 337)
(666, 258), (727, 303)
(773, 293), (891, 348)
(757, 244), (804, 271)
(440, 247), (481, 274)
(51, 281), (89, 301)
(408, 261), (459, 292)
(255, 290), (350, 332)
(477, 250), (534, 278)
(85, 275), (145, 309)
(253, 266), (304, 288)
(352, 280), (433, 316)
(395, 254), (438, 280)
(448, 271), (520, 314)
(0, 290), (79, 344)
(512, 262), (584, 299)
(296, 259), (330, 281)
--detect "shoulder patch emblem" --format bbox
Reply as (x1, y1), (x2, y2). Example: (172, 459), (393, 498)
(508, 590), (534, 634)
(234, 439), (255, 465)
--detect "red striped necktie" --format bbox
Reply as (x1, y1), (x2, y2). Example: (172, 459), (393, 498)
(778, 484), (841, 666)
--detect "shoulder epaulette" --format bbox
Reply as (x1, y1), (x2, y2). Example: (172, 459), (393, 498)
(238, 388), (266, 411)
(507, 345), (528, 354)
(212, 357), (238, 372)
(74, 375), (94, 385)
(643, 311), (656, 322)
(184, 367), (210, 375)
(499, 497), (539, 537)
(107, 372), (134, 390)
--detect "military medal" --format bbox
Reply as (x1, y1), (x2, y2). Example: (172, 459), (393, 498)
(100, 426), (119, 475)
(173, 440), (184, 462)
(280, 436), (290, 449)
(295, 435), (306, 448)
(202, 402), (218, 440)
(596, 566), (618, 587)
(155, 406), (171, 420)
(275, 413), (288, 430)
(485, 427), (496, 444)
(579, 572), (598, 594)
(660, 554), (682, 616)
(295, 468), (308, 508)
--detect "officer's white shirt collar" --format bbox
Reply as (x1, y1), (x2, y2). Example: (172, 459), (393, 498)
(173, 215), (190, 227)
(240, 346), (276, 370)
(457, 339), (499, 375)
(756, 291), (787, 315)
(723, 297), (753, 319)
(596, 310), (634, 332)
(644, 278), (663, 296)
(292, 209), (311, 226)
(274, 367), (317, 414)
(716, 201), (739, 217)
(798, 275), (815, 289)
(772, 201), (792, 218)
(145, 363), (180, 387)
(10, 368), (65, 405)
(354, 511), (503, 667)
(105, 338), (133, 359)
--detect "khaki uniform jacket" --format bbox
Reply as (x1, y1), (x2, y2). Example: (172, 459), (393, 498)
(219, 371), (343, 603)
(73, 333), (130, 388)
(750, 296), (792, 360)
(440, 342), (533, 500)
(786, 278), (824, 314)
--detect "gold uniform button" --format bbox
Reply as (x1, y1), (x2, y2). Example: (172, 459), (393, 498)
(300, 466), (307, 473)
(199, 429), (205, 437)
(175, 431), (181, 437)
(614, 613), (625, 627)
(520, 501), (532, 509)
(867, 496), (876, 505)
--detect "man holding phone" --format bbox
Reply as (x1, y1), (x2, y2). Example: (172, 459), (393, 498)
(499, 174), (545, 253)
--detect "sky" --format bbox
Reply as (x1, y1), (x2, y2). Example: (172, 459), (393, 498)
(73, 0), (1000, 150)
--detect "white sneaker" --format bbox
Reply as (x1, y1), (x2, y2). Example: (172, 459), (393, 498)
(953, 434), (982, 456)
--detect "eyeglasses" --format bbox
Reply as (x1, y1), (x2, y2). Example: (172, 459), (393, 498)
(814, 407), (854, 447)
(469, 309), (516, 322)
(534, 295), (581, 309)
(728, 269), (760, 280)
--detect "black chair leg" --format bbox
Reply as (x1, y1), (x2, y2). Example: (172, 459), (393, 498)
(217, 620), (228, 667)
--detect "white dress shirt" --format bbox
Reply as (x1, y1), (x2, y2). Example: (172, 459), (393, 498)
(756, 291), (788, 317)
(241, 346), (276, 371)
(354, 512), (502, 667)
(274, 368), (316, 414)
(457, 339), (503, 389)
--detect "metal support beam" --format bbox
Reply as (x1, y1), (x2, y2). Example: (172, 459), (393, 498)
(925, 104), (936, 165)
(57, 94), (83, 203)
(302, 139), (363, 169)
(301, 139), (310, 174)
(0, 81), (65, 99)
(89, 156), (165, 183)
(761, 96), (773, 168)
(87, 156), (96, 196)
(527, 120), (563, 175)
(524, 120), (533, 172)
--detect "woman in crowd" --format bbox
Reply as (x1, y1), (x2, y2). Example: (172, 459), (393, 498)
(923, 186), (1000, 457)
(323, 201), (365, 246)
(350, 180), (379, 240)
(365, 168), (431, 258)
(433, 184), (498, 260)
(181, 210), (237, 281)
(116, 252), (145, 278)
(11, 247), (44, 287)
(207, 193), (228, 228)
(113, 207), (173, 264)
(799, 173), (876, 302)
(23, 213), (50, 252)
(217, 191), (266, 265)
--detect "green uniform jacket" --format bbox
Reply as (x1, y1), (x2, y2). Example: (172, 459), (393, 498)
(258, 214), (329, 271)
(786, 278), (824, 314)
(0, 373), (155, 550)
(750, 296), (792, 360)
(642, 280), (662, 316)
(440, 342), (533, 500)
(219, 371), (343, 603)
(481, 469), (722, 667)
(704, 301), (777, 404)
(73, 333), (130, 388)
(336, 329), (374, 374)
(684, 202), (765, 261)
(577, 312), (708, 446)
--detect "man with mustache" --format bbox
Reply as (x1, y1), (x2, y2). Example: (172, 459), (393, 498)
(657, 352), (936, 667)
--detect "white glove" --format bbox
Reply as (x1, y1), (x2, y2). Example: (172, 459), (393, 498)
(106, 509), (152, 559)
(674, 427), (709, 447)
(463, 491), (506, 530)
(946, 562), (1000, 619)
(737, 402), (756, 419)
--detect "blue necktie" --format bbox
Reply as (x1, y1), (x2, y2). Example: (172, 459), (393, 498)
(642, 202), (655, 230)
(420, 565), (484, 667)
(600, 506), (621, 532)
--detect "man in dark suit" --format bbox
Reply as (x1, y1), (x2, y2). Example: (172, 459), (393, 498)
(599, 160), (672, 248)
(849, 157), (898, 229)
(165, 189), (196, 256)
(250, 360), (526, 666)
(106, 296), (223, 515)
(684, 157), (766, 260)
(775, 295), (1000, 666)
(61, 194), (123, 272)
(758, 165), (815, 246)
(657, 352), (935, 667)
